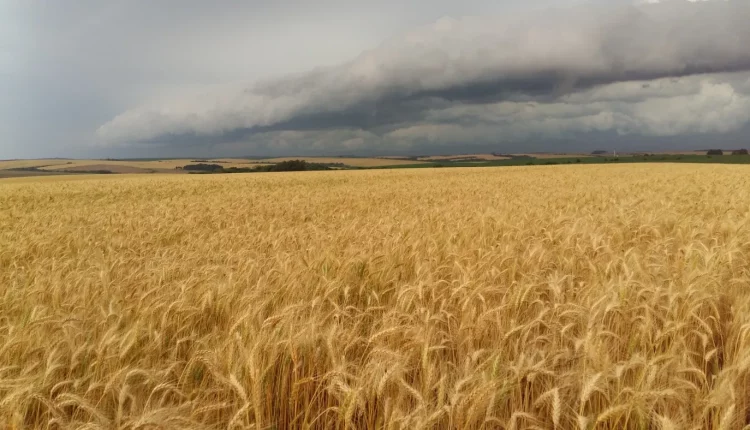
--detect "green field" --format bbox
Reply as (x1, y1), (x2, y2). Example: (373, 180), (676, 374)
(374, 154), (750, 169)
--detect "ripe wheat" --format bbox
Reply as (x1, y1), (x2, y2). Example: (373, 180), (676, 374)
(1, 164), (750, 429)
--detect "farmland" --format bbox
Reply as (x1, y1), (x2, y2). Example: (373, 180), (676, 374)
(2, 164), (750, 428)
(0, 157), (425, 176)
(254, 157), (424, 167)
(414, 154), (512, 161)
(5, 152), (750, 179)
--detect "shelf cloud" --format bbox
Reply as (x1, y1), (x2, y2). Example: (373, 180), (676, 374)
(97, 0), (750, 151)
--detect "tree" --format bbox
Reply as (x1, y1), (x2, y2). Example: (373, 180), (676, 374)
(732, 149), (748, 155)
(707, 149), (724, 156)
(182, 163), (224, 172)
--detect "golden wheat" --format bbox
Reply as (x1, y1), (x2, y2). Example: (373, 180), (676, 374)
(2, 164), (750, 429)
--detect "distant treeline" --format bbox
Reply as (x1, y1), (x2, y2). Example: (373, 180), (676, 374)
(180, 160), (334, 174)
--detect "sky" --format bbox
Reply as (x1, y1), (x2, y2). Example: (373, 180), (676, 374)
(2, 0), (750, 159)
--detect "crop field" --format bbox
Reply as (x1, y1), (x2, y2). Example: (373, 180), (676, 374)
(0, 157), (416, 174)
(3, 164), (750, 428)
(510, 153), (596, 159)
(255, 157), (426, 167)
(33, 160), (215, 171)
(0, 159), (77, 170)
(416, 154), (511, 161)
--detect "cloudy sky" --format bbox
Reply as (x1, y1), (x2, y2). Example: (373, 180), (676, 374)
(2, 0), (750, 159)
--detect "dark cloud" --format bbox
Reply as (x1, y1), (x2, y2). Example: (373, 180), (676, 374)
(97, 0), (750, 149)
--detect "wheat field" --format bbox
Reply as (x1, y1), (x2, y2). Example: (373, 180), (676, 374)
(2, 164), (750, 429)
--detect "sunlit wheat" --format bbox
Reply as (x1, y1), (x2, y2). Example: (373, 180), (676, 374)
(1, 164), (750, 428)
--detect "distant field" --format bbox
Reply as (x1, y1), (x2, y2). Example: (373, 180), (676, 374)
(0, 173), (153, 184)
(511, 153), (596, 159)
(255, 157), (425, 167)
(376, 155), (414, 160)
(3, 164), (750, 428)
(0, 159), (197, 171)
(0, 169), (77, 179)
(0, 157), (423, 173)
(417, 154), (510, 161)
(654, 151), (730, 156)
(4, 152), (750, 179)
(35, 159), (265, 171)
(0, 159), (76, 170)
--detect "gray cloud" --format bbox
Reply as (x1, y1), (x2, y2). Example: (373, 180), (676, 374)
(97, 0), (750, 148)
(416, 76), (750, 136)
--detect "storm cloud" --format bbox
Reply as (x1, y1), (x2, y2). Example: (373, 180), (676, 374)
(96, 0), (750, 150)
